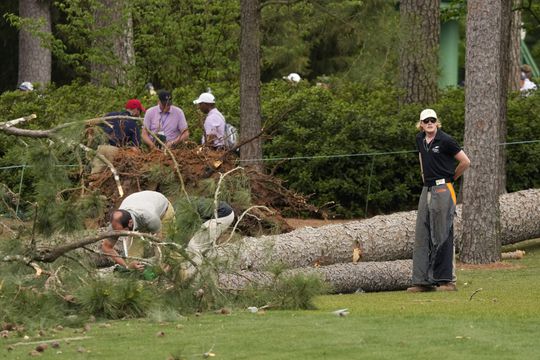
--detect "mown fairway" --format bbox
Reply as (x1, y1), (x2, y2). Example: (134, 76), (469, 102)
(3, 240), (540, 360)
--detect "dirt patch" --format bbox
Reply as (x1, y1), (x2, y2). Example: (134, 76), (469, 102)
(456, 261), (524, 270)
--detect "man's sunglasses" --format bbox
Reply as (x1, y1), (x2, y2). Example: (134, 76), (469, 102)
(422, 118), (437, 124)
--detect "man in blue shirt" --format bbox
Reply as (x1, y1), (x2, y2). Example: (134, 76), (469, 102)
(101, 99), (144, 147)
(91, 99), (145, 173)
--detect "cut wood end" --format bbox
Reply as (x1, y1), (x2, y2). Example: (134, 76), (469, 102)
(501, 250), (525, 260)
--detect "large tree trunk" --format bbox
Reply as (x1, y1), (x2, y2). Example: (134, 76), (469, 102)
(218, 189), (540, 270)
(219, 260), (413, 293)
(461, 0), (511, 264)
(18, 0), (51, 85)
(90, 0), (135, 86)
(239, 0), (263, 171)
(501, 2), (522, 194)
(398, 0), (439, 105)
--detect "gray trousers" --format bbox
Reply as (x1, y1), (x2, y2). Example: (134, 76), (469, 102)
(412, 184), (456, 286)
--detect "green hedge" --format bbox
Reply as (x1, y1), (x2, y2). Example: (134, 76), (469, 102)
(0, 82), (538, 219)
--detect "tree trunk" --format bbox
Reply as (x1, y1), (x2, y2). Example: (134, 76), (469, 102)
(219, 260), (413, 293)
(18, 0), (51, 85)
(91, 0), (135, 86)
(239, 0), (263, 171)
(501, 2), (522, 194)
(218, 189), (540, 270)
(461, 0), (511, 264)
(398, 0), (439, 105)
(507, 2), (521, 92)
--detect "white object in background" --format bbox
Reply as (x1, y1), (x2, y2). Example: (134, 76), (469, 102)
(332, 308), (350, 317)
(283, 73), (301, 83)
(18, 82), (34, 91)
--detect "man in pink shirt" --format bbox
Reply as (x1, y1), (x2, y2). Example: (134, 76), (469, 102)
(193, 92), (226, 149)
(142, 90), (189, 149)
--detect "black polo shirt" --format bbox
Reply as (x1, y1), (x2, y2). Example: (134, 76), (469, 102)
(416, 129), (461, 184)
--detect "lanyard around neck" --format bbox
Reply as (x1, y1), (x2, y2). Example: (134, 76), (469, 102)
(158, 112), (169, 132)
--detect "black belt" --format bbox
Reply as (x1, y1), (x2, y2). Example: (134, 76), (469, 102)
(424, 178), (453, 187)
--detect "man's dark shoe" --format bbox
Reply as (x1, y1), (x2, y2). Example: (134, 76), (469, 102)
(436, 282), (457, 291)
(406, 285), (435, 293)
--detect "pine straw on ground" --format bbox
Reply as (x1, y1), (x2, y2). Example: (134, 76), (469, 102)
(85, 143), (319, 235)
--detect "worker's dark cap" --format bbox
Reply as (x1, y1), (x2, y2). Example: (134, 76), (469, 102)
(158, 90), (172, 104)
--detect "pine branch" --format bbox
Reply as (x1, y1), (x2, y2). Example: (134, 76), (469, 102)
(31, 230), (163, 262)
(0, 230), (199, 268)
(221, 205), (273, 244)
(0, 114), (37, 128)
(213, 167), (243, 219)
(0, 115), (125, 197)
(146, 127), (190, 199)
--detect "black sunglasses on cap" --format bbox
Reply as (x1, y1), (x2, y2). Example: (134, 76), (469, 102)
(422, 118), (437, 124)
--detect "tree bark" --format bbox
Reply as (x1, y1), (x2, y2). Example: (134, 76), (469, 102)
(398, 0), (439, 105)
(219, 260), (413, 293)
(461, 0), (511, 264)
(217, 189), (540, 270)
(508, 2), (522, 92)
(91, 0), (135, 86)
(239, 0), (263, 171)
(501, 2), (522, 194)
(18, 0), (52, 85)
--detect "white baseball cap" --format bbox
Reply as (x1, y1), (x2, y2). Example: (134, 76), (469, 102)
(283, 73), (301, 83)
(18, 82), (34, 91)
(193, 92), (215, 104)
(419, 109), (437, 121)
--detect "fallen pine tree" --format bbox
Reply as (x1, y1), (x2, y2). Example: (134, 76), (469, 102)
(217, 189), (540, 270)
(218, 260), (413, 293)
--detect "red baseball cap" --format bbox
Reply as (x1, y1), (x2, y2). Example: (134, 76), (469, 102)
(125, 99), (146, 112)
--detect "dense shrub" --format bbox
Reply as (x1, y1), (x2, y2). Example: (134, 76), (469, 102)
(262, 81), (466, 217)
(0, 82), (538, 219)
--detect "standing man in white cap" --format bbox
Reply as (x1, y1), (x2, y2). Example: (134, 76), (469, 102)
(407, 109), (470, 293)
(193, 92), (226, 150)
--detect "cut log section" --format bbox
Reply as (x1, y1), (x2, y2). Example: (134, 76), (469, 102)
(218, 189), (540, 270)
(218, 260), (413, 293)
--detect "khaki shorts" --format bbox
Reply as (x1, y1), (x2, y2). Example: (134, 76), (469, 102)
(91, 144), (119, 174)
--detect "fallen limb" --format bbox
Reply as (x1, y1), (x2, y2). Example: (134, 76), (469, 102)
(0, 114), (127, 197)
(10, 336), (91, 347)
(218, 259), (413, 293)
(0, 114), (37, 128)
(0, 230), (188, 265)
(218, 189), (540, 270)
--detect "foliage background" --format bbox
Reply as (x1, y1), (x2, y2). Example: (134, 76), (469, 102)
(1, 82), (539, 220)
(1, 0), (539, 219)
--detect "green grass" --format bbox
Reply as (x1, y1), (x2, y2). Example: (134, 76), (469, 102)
(3, 240), (540, 360)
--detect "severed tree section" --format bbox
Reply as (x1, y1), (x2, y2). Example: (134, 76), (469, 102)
(218, 189), (540, 271)
(219, 260), (413, 293)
